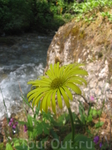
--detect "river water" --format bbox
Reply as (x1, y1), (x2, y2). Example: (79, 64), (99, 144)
(0, 33), (53, 119)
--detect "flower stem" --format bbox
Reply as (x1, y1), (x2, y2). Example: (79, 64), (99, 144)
(68, 107), (74, 143)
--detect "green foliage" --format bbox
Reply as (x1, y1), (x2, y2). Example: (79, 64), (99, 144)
(72, 101), (104, 131)
(94, 121), (104, 128)
(0, 0), (73, 34)
(76, 101), (93, 126)
(101, 11), (112, 21)
(58, 134), (95, 150)
(89, 109), (101, 118)
(72, 0), (112, 22)
(0, 143), (5, 150)
(0, 0), (33, 34)
(4, 94), (104, 150)
(34, 0), (54, 30)
(1, 0), (112, 34)
(72, 0), (112, 14)
(6, 143), (13, 150)
(13, 138), (28, 150)
(19, 97), (60, 141)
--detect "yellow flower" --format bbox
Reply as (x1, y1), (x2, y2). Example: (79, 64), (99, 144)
(27, 62), (88, 113)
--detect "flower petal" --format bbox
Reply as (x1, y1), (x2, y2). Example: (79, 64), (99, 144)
(27, 87), (49, 102)
(32, 93), (44, 106)
(27, 80), (42, 87)
(64, 67), (88, 78)
(52, 103), (56, 114)
(59, 66), (65, 77)
(27, 80), (39, 85)
(27, 62), (88, 113)
(27, 88), (39, 98)
(67, 79), (83, 85)
(67, 76), (87, 85)
(65, 82), (81, 94)
(60, 88), (70, 108)
(57, 89), (63, 109)
(62, 86), (73, 101)
(46, 90), (53, 110)
(51, 90), (57, 113)
(55, 62), (60, 77)
(47, 64), (57, 79)
(46, 69), (55, 80)
(69, 69), (88, 76)
(42, 93), (49, 112)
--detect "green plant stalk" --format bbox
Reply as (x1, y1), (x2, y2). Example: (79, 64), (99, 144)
(68, 107), (74, 143)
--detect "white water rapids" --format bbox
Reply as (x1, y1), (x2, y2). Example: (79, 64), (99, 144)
(0, 33), (53, 119)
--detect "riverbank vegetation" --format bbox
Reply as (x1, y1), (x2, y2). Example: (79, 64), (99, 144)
(0, 0), (112, 35)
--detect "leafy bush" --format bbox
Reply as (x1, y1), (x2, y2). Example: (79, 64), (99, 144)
(0, 0), (33, 34)
(34, 0), (54, 31)
(1, 0), (112, 34)
(0, 0), (75, 34)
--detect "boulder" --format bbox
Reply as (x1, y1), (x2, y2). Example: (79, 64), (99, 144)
(45, 10), (112, 114)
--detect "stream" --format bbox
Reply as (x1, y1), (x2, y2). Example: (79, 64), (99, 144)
(0, 33), (53, 119)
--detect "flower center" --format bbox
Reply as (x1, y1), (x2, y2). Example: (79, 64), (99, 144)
(51, 77), (64, 89)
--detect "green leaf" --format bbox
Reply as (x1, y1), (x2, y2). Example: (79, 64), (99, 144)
(0, 143), (4, 150)
(18, 120), (27, 125)
(35, 120), (50, 136)
(58, 135), (74, 150)
(88, 104), (92, 116)
(59, 134), (95, 150)
(14, 145), (28, 150)
(13, 139), (28, 150)
(78, 101), (85, 112)
(92, 110), (97, 116)
(74, 134), (95, 150)
(58, 113), (69, 124)
(34, 101), (41, 117)
(73, 113), (83, 127)
(57, 89), (62, 109)
(63, 86), (73, 101)
(27, 114), (34, 138)
(50, 129), (59, 140)
(22, 96), (33, 110)
(27, 114), (33, 128)
(97, 110), (102, 116)
(63, 132), (72, 143)
(95, 121), (104, 128)
(6, 143), (13, 150)
(87, 115), (93, 122)
(79, 105), (85, 124)
(60, 87), (70, 108)
(42, 122), (50, 135)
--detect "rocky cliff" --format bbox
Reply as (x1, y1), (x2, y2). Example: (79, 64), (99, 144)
(45, 9), (112, 113)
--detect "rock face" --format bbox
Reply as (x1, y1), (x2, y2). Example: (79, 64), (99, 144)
(45, 10), (112, 113)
